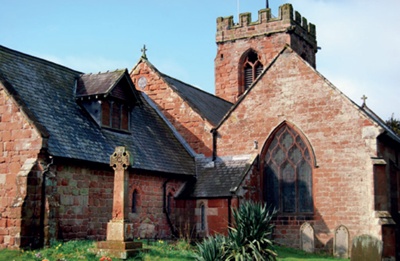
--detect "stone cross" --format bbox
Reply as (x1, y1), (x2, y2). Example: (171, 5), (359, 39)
(141, 44), (147, 59)
(109, 146), (131, 221)
(361, 95), (368, 105)
(97, 146), (142, 259)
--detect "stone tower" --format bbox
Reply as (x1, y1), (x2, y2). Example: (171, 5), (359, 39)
(215, 4), (318, 103)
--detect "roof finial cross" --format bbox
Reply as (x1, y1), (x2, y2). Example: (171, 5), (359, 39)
(141, 44), (147, 59)
(361, 94), (368, 106)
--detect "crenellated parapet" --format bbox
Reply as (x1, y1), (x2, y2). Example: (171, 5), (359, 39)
(216, 4), (316, 46)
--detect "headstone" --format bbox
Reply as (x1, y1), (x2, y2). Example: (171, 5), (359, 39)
(334, 225), (349, 258)
(351, 234), (382, 261)
(139, 218), (156, 238)
(300, 222), (314, 253)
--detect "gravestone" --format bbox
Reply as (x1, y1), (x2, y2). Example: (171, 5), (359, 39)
(300, 222), (314, 253)
(334, 225), (349, 258)
(139, 218), (156, 238)
(351, 234), (382, 261)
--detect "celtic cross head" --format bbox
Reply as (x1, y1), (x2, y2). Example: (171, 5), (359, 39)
(110, 146), (131, 170)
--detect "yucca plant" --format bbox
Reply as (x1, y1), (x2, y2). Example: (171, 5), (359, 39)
(225, 201), (277, 261)
(195, 234), (226, 261)
(195, 201), (277, 261)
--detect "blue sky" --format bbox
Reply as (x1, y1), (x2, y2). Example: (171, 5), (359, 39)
(1, 0), (399, 120)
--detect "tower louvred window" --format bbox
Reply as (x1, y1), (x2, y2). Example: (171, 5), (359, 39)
(255, 62), (263, 78)
(244, 64), (253, 90)
(241, 50), (263, 94)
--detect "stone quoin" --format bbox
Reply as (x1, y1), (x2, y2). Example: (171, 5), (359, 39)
(0, 3), (399, 260)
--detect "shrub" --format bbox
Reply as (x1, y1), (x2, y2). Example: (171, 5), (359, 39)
(195, 235), (226, 261)
(195, 201), (277, 261)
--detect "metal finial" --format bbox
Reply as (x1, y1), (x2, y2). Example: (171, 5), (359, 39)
(361, 95), (368, 106)
(141, 44), (147, 59)
(266, 0), (269, 8)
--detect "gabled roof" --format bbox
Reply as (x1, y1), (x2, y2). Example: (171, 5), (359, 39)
(177, 155), (256, 199)
(361, 104), (400, 145)
(76, 69), (127, 97)
(212, 47), (288, 131)
(132, 58), (233, 126)
(161, 74), (233, 126)
(0, 45), (195, 176)
(212, 45), (399, 148)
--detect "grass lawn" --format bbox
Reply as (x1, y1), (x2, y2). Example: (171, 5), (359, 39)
(275, 245), (347, 261)
(0, 240), (348, 261)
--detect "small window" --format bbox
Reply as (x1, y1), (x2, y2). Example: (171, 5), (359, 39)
(200, 204), (206, 230)
(121, 105), (129, 130)
(132, 190), (138, 213)
(167, 193), (173, 214)
(111, 103), (121, 129)
(101, 100), (111, 127)
(240, 50), (263, 94)
(101, 100), (130, 131)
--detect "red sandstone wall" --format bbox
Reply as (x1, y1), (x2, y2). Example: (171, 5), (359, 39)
(215, 49), (382, 251)
(130, 62), (213, 156)
(127, 170), (184, 239)
(376, 140), (400, 258)
(193, 199), (231, 237)
(215, 4), (317, 103)
(52, 162), (186, 241)
(215, 34), (290, 103)
(175, 199), (196, 239)
(0, 88), (43, 249)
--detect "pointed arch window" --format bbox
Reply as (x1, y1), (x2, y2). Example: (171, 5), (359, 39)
(132, 190), (138, 213)
(167, 193), (173, 214)
(264, 124), (313, 213)
(241, 50), (263, 94)
(200, 204), (206, 231)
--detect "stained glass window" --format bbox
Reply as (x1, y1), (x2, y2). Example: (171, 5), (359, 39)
(264, 124), (313, 213)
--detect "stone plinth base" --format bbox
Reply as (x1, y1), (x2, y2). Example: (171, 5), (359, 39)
(97, 241), (143, 259)
(106, 220), (134, 241)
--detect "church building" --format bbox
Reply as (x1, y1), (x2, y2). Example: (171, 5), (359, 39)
(0, 3), (399, 259)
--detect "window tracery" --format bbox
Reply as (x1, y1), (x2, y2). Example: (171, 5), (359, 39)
(240, 50), (263, 94)
(264, 124), (313, 213)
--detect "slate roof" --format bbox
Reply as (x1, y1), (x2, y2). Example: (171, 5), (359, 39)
(160, 73), (233, 126)
(361, 104), (400, 144)
(0, 45), (194, 176)
(177, 155), (256, 198)
(76, 69), (126, 97)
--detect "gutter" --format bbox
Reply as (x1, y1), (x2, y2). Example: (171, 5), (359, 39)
(162, 179), (179, 238)
(39, 156), (54, 247)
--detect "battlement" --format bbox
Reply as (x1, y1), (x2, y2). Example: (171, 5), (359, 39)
(216, 4), (316, 43)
